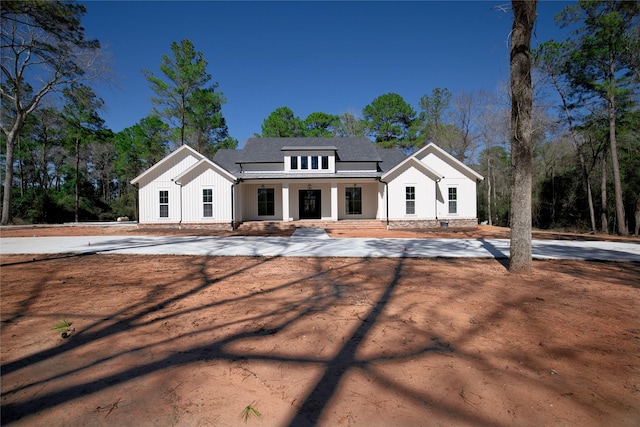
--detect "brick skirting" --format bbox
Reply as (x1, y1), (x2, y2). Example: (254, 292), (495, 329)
(386, 218), (479, 229)
(137, 222), (234, 231)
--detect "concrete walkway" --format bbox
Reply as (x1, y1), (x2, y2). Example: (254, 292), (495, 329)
(1, 234), (639, 261)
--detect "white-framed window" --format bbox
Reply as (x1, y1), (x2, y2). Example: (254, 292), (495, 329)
(405, 186), (415, 215)
(291, 156), (298, 170)
(448, 187), (458, 214)
(321, 155), (329, 169)
(345, 187), (362, 215)
(301, 156), (308, 169)
(311, 156), (319, 169)
(203, 188), (213, 217)
(159, 190), (169, 218)
(258, 188), (275, 216)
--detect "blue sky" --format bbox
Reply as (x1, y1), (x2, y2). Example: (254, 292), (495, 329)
(82, 1), (573, 147)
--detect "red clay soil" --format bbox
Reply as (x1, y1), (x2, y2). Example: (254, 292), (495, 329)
(1, 226), (639, 426)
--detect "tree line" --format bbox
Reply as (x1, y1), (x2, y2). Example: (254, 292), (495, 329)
(1, 0), (638, 237)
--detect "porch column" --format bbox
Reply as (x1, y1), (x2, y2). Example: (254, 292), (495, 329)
(331, 181), (338, 220)
(282, 182), (290, 222)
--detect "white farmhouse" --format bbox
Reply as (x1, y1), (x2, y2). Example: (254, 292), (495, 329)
(131, 137), (483, 229)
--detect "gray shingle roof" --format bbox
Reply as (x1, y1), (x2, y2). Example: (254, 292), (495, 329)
(242, 137), (382, 162)
(211, 137), (407, 178)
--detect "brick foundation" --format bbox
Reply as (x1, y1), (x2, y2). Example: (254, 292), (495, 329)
(386, 218), (479, 229)
(137, 222), (234, 231)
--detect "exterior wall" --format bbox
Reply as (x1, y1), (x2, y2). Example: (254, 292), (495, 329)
(337, 182), (378, 219)
(387, 217), (478, 229)
(240, 182), (284, 221)
(286, 182), (333, 220)
(136, 152), (202, 224)
(284, 151), (336, 173)
(385, 165), (437, 220)
(242, 163), (283, 172)
(336, 162), (377, 172)
(180, 168), (234, 223)
(420, 152), (479, 220)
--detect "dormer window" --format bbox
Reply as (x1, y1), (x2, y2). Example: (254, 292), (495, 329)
(322, 156), (328, 169)
(301, 156), (308, 169)
(291, 156), (298, 170)
(311, 156), (318, 169)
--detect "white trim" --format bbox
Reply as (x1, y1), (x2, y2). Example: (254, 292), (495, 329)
(131, 145), (204, 185)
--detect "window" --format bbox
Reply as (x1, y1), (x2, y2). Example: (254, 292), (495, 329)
(448, 187), (458, 214)
(291, 156), (298, 170)
(311, 156), (319, 169)
(301, 156), (308, 169)
(345, 187), (362, 215)
(258, 188), (275, 216)
(159, 190), (169, 218)
(321, 155), (329, 169)
(405, 186), (415, 215)
(203, 189), (213, 217)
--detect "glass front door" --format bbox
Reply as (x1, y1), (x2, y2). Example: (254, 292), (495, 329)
(299, 189), (321, 219)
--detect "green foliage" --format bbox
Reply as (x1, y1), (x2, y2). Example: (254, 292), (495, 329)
(143, 39), (232, 152)
(304, 112), (340, 137)
(258, 107), (305, 137)
(52, 316), (71, 332)
(1, 0), (102, 224)
(240, 402), (261, 423)
(363, 93), (416, 147)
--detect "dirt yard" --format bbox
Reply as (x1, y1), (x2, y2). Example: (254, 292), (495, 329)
(1, 226), (639, 426)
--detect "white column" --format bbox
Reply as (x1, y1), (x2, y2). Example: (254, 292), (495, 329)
(331, 181), (338, 220)
(282, 183), (290, 222)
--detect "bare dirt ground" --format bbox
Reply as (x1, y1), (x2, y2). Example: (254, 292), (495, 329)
(1, 225), (639, 426)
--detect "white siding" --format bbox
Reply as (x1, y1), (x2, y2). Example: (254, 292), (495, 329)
(336, 162), (377, 172)
(242, 163), (283, 172)
(180, 168), (234, 223)
(240, 183), (284, 221)
(337, 182), (377, 219)
(136, 152), (202, 223)
(385, 166), (437, 220)
(421, 152), (478, 219)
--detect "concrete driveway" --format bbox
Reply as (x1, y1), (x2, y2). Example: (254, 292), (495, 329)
(1, 232), (638, 262)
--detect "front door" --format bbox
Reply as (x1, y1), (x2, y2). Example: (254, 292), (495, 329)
(299, 189), (321, 219)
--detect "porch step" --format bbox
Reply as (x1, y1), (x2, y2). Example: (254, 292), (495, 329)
(236, 220), (386, 232)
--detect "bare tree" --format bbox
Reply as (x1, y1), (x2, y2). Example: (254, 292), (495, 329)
(1, 1), (103, 224)
(509, 0), (538, 274)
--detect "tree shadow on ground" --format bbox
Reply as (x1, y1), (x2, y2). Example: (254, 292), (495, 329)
(1, 255), (638, 426)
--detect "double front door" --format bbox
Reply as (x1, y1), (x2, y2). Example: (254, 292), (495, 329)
(299, 189), (321, 219)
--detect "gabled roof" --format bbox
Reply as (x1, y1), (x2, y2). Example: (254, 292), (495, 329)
(381, 155), (443, 182)
(413, 142), (484, 181)
(172, 157), (237, 184)
(238, 137), (382, 163)
(131, 144), (204, 185)
(375, 147), (408, 173)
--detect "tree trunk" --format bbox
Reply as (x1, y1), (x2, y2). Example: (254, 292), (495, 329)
(487, 157), (493, 226)
(601, 153), (608, 233)
(635, 198), (640, 236)
(607, 89), (627, 235)
(1, 131), (17, 224)
(509, 0), (537, 274)
(75, 137), (80, 223)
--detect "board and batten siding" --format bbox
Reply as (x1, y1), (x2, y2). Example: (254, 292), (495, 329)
(337, 182), (377, 219)
(240, 183), (283, 221)
(179, 168), (234, 223)
(136, 152), (202, 223)
(419, 153), (478, 219)
(385, 165), (437, 220)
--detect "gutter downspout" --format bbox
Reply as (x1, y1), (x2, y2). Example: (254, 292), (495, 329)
(435, 178), (441, 222)
(378, 178), (389, 227)
(231, 181), (236, 231)
(172, 179), (183, 229)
